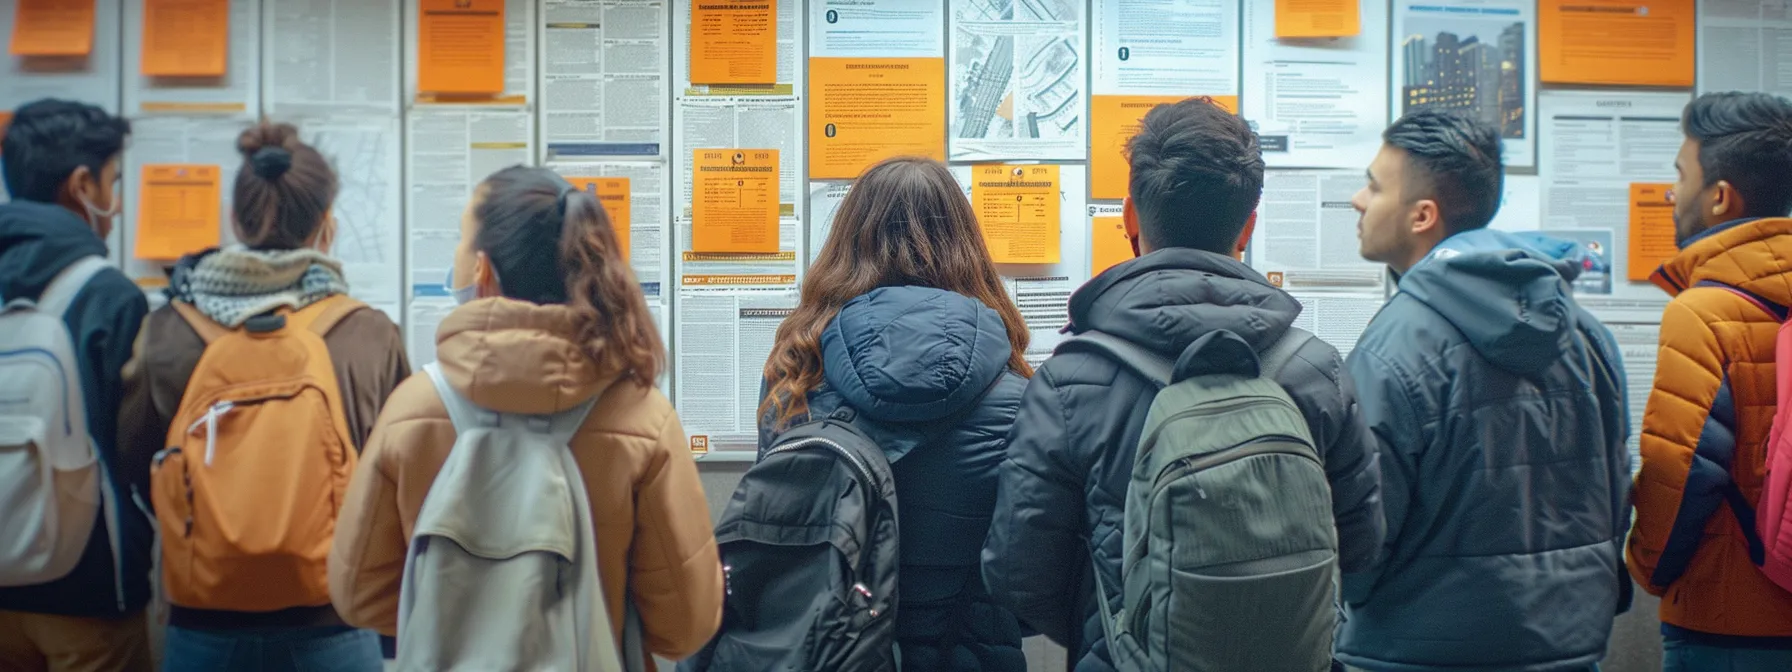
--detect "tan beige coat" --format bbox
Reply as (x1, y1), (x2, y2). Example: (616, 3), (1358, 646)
(328, 298), (723, 660)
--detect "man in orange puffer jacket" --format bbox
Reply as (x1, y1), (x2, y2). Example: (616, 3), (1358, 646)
(1629, 91), (1792, 670)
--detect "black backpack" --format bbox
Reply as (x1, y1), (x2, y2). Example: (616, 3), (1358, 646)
(680, 407), (900, 672)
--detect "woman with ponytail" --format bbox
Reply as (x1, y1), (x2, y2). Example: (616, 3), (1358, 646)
(117, 122), (407, 670)
(328, 166), (724, 663)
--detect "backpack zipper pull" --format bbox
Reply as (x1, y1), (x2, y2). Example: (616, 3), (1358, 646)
(186, 401), (235, 466)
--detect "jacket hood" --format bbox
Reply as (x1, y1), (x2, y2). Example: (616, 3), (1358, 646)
(1397, 228), (1580, 376)
(0, 201), (108, 302)
(1069, 248), (1301, 357)
(820, 286), (1012, 424)
(434, 297), (617, 415)
(1653, 217), (1792, 307)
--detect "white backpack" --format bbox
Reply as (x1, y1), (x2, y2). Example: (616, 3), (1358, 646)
(396, 363), (645, 671)
(0, 256), (114, 587)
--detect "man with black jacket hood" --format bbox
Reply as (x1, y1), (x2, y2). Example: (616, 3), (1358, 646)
(981, 96), (1385, 671)
(0, 99), (151, 671)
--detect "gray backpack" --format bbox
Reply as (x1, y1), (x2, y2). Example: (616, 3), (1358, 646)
(1055, 328), (1338, 672)
(396, 362), (645, 671)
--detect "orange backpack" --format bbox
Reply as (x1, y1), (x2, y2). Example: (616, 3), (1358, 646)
(151, 295), (364, 612)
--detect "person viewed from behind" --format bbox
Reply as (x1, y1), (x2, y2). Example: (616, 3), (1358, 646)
(112, 122), (406, 671)
(329, 165), (722, 668)
(700, 156), (1030, 671)
(0, 100), (151, 672)
(982, 97), (1384, 671)
(1338, 109), (1631, 672)
(1627, 91), (1792, 671)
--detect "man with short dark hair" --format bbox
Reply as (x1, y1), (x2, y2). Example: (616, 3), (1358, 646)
(1338, 109), (1631, 671)
(1628, 91), (1792, 670)
(982, 96), (1384, 670)
(0, 99), (152, 671)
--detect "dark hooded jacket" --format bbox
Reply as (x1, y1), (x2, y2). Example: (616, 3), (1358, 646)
(1337, 229), (1631, 672)
(980, 249), (1384, 671)
(0, 201), (151, 618)
(758, 286), (1028, 672)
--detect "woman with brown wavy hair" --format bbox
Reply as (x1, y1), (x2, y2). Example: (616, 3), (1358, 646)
(329, 166), (723, 663)
(758, 156), (1031, 671)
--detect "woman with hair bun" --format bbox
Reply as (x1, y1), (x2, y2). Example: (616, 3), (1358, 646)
(118, 122), (407, 671)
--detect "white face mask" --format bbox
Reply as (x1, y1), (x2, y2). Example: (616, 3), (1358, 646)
(444, 266), (478, 305)
(77, 184), (120, 234)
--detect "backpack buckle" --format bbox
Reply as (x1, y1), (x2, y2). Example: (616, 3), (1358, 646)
(830, 408), (856, 423)
(244, 313), (286, 334)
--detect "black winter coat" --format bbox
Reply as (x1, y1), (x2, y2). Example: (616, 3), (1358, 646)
(981, 249), (1385, 670)
(759, 286), (1028, 672)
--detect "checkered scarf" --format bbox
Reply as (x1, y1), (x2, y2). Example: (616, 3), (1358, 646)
(169, 246), (349, 328)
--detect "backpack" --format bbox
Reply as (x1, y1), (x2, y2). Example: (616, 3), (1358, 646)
(396, 362), (645, 671)
(151, 294), (365, 611)
(0, 256), (112, 587)
(681, 407), (900, 672)
(1701, 282), (1792, 592)
(1055, 328), (1338, 672)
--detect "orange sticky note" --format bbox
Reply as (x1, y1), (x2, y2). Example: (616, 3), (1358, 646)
(1091, 95), (1237, 201)
(1540, 0), (1694, 87)
(1276, 0), (1360, 38)
(1628, 182), (1676, 281)
(135, 164), (222, 260)
(1092, 214), (1132, 277)
(692, 149), (780, 253)
(972, 164), (1060, 265)
(809, 57), (946, 180)
(568, 177), (632, 262)
(418, 0), (506, 95)
(141, 0), (229, 77)
(11, 0), (96, 57)
(690, 0), (776, 85)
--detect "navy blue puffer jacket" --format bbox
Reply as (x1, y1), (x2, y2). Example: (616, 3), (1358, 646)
(758, 286), (1028, 672)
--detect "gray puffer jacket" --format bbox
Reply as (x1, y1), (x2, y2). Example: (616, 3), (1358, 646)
(1338, 228), (1631, 672)
(981, 249), (1384, 671)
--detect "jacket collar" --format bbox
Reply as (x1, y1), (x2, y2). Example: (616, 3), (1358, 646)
(1651, 217), (1792, 298)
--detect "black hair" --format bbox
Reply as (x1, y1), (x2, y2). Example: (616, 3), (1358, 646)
(1382, 108), (1504, 233)
(1683, 92), (1792, 218)
(1, 98), (131, 203)
(1125, 97), (1264, 253)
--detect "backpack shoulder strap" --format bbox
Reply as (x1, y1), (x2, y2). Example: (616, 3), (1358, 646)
(170, 300), (231, 345)
(30, 256), (110, 318)
(422, 361), (600, 446)
(1694, 280), (1790, 322)
(287, 294), (368, 337)
(424, 362), (494, 434)
(1259, 328), (1317, 380)
(1054, 330), (1174, 389)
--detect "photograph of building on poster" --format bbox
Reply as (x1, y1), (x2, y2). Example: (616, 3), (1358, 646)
(1399, 17), (1526, 140)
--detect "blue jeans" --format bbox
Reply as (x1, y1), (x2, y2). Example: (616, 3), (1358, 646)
(163, 626), (382, 672)
(1664, 640), (1792, 671)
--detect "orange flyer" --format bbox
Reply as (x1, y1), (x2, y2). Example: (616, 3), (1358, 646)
(1275, 0), (1360, 39)
(1628, 182), (1676, 281)
(690, 0), (776, 85)
(1091, 95), (1237, 201)
(140, 0), (229, 77)
(692, 149), (780, 253)
(135, 164), (222, 260)
(1539, 0), (1694, 87)
(418, 0), (506, 95)
(1091, 212), (1132, 277)
(11, 0), (96, 57)
(569, 177), (632, 262)
(808, 57), (946, 180)
(972, 164), (1060, 265)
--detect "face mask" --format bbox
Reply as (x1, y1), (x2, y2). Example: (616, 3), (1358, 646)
(445, 266), (478, 305)
(77, 185), (120, 234)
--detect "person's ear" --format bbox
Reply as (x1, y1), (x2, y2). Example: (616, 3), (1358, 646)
(473, 250), (500, 298)
(1712, 180), (1744, 221)
(60, 164), (94, 206)
(1410, 199), (1443, 237)
(1233, 211), (1257, 260)
(1122, 197), (1142, 257)
(309, 210), (337, 253)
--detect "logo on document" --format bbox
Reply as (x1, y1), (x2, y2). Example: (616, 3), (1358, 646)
(1267, 272), (1284, 288)
(732, 152), (745, 164)
(690, 435), (710, 454)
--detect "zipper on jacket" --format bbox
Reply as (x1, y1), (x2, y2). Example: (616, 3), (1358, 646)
(763, 436), (880, 498)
